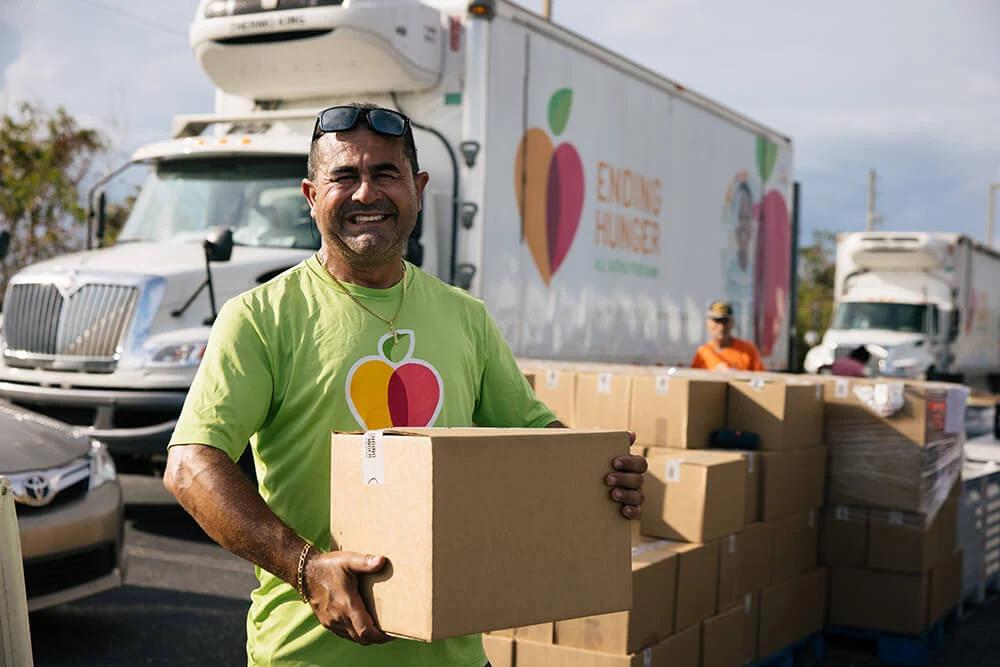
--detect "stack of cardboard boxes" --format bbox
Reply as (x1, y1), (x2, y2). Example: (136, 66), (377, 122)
(819, 377), (967, 635)
(497, 364), (830, 666)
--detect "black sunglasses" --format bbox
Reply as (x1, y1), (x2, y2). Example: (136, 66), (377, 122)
(312, 106), (410, 141)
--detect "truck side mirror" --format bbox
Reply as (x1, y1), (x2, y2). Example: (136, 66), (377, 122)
(0, 230), (10, 261)
(949, 310), (960, 341)
(96, 190), (107, 245)
(204, 226), (233, 263)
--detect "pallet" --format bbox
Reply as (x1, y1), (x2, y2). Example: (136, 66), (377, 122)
(824, 607), (961, 666)
(750, 633), (824, 667)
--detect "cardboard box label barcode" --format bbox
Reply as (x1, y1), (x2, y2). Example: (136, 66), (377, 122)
(643, 647), (653, 667)
(835, 505), (849, 521)
(889, 511), (903, 526)
(655, 375), (670, 395)
(728, 534), (737, 554)
(744, 593), (752, 614)
(665, 459), (682, 483)
(363, 430), (385, 486)
(835, 379), (849, 398)
(546, 369), (559, 389)
(597, 372), (612, 394)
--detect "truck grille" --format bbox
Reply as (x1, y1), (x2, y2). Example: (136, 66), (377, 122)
(4, 283), (139, 370)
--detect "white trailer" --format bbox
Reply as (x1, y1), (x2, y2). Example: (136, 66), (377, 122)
(0, 0), (797, 458)
(805, 231), (1000, 392)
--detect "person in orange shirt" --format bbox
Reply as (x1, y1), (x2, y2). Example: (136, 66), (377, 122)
(691, 301), (765, 371)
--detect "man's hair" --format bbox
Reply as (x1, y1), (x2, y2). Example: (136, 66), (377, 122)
(307, 102), (420, 181)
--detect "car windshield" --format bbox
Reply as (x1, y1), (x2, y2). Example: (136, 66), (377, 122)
(118, 157), (319, 250)
(832, 302), (928, 333)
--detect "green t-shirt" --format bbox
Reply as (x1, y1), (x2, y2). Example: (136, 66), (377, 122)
(169, 256), (555, 667)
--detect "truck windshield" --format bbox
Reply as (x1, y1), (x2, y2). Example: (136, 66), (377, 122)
(832, 302), (929, 333)
(118, 157), (319, 250)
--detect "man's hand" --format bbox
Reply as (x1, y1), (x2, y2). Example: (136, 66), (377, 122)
(606, 432), (646, 519)
(305, 551), (392, 645)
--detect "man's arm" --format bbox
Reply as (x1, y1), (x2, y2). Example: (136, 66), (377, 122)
(164, 444), (390, 645)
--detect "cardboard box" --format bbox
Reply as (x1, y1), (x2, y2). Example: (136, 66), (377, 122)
(717, 533), (741, 613)
(820, 506), (868, 567)
(711, 449), (760, 525)
(557, 540), (678, 654)
(830, 566), (929, 634)
(518, 625), (700, 667)
(516, 623), (553, 643)
(930, 549), (963, 623)
(823, 378), (965, 515)
(482, 634), (514, 667)
(765, 511), (819, 586)
(531, 368), (577, 426)
(757, 447), (827, 521)
(576, 372), (633, 430)
(866, 498), (959, 573)
(524, 371), (537, 390)
(727, 378), (823, 450)
(758, 568), (826, 658)
(629, 374), (727, 449)
(738, 523), (769, 596)
(741, 593), (760, 665)
(642, 451), (746, 543)
(701, 605), (744, 667)
(330, 428), (632, 640)
(662, 540), (721, 631)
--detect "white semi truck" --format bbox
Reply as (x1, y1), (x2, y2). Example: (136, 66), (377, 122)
(804, 231), (1000, 392)
(0, 0), (797, 459)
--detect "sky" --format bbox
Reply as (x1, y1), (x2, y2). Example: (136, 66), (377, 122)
(2, 0), (999, 246)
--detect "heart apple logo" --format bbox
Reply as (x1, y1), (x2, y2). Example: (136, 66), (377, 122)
(345, 330), (444, 430)
(514, 88), (585, 285)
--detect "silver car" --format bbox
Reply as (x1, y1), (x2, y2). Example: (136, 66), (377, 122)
(1, 401), (125, 611)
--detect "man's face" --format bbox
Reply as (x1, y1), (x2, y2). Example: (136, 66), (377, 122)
(707, 316), (733, 343)
(302, 127), (429, 268)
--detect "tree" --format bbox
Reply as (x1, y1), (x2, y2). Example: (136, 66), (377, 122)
(793, 230), (837, 369)
(0, 102), (107, 295)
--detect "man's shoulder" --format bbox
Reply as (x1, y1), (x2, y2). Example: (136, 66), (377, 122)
(410, 264), (486, 311)
(733, 337), (761, 354)
(224, 260), (313, 319)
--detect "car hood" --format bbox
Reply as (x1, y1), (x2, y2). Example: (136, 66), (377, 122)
(0, 403), (91, 474)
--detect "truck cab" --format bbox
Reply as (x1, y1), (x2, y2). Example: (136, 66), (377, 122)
(804, 232), (963, 380)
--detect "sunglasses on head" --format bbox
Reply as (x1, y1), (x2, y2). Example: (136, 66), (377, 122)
(711, 317), (731, 324)
(312, 106), (410, 141)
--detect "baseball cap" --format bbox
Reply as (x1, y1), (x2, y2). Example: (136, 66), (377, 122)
(706, 301), (734, 319)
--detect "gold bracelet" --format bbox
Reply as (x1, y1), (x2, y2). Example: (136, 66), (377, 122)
(297, 542), (313, 604)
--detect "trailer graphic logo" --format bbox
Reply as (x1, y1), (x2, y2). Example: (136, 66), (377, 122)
(514, 88), (585, 285)
(346, 330), (444, 430)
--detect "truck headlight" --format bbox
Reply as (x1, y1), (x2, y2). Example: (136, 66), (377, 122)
(88, 440), (117, 490)
(142, 340), (208, 367)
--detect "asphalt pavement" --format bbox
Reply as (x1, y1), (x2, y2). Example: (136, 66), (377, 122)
(24, 472), (1000, 666)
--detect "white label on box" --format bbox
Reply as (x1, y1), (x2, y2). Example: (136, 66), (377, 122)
(808, 510), (816, 528)
(744, 593), (752, 614)
(889, 511), (903, 526)
(643, 648), (653, 667)
(655, 375), (670, 395)
(546, 369), (559, 389)
(750, 377), (765, 391)
(816, 384), (822, 399)
(665, 459), (682, 483)
(728, 534), (737, 554)
(362, 430), (385, 486)
(597, 372), (612, 394)
(945, 386), (969, 435)
(835, 505), (849, 521)
(631, 539), (672, 557)
(835, 379), (849, 399)
(745, 452), (755, 474)
(874, 383), (889, 406)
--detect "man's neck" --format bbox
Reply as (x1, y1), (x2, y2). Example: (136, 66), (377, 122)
(714, 336), (734, 349)
(318, 249), (404, 289)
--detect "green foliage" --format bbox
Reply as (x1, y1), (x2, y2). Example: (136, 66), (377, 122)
(793, 230), (837, 368)
(0, 102), (107, 294)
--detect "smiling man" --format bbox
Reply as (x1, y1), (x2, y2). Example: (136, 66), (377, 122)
(163, 103), (646, 666)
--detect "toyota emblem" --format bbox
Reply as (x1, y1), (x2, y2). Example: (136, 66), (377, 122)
(21, 474), (53, 507)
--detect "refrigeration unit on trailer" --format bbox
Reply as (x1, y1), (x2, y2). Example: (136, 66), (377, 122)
(0, 0), (796, 460)
(804, 232), (1000, 391)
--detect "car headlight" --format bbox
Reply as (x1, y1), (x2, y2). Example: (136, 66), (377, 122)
(142, 340), (208, 367)
(89, 440), (117, 490)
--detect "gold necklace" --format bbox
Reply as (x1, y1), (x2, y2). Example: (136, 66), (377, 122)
(323, 257), (407, 342)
